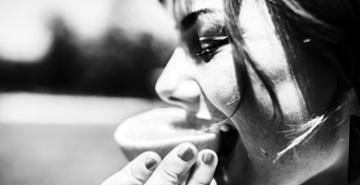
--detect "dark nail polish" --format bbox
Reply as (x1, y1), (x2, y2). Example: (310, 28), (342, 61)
(145, 158), (158, 171)
(202, 153), (214, 165)
(177, 145), (195, 161)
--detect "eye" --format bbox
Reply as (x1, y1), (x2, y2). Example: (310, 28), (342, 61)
(195, 36), (228, 62)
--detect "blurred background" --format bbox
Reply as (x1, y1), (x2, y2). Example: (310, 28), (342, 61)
(0, 0), (175, 184)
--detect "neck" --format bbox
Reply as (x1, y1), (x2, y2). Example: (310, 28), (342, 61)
(304, 90), (359, 185)
(302, 146), (348, 185)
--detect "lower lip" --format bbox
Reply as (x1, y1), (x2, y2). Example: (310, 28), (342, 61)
(114, 107), (221, 160)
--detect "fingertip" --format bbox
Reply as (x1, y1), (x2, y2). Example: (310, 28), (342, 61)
(199, 149), (218, 167)
(185, 150), (218, 185)
(210, 179), (218, 185)
(136, 151), (161, 170)
(125, 151), (161, 184)
(144, 143), (198, 185)
(176, 142), (198, 153)
(138, 151), (161, 160)
(143, 152), (162, 171)
(176, 143), (198, 162)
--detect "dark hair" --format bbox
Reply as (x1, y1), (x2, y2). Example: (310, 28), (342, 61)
(225, 0), (360, 91)
(223, 0), (360, 161)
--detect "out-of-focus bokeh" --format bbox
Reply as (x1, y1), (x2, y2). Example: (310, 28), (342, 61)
(0, 0), (176, 96)
(0, 0), (175, 184)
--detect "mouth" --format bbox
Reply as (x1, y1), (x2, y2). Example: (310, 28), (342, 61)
(114, 107), (238, 160)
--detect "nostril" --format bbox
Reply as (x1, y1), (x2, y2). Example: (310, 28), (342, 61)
(156, 89), (174, 104)
(167, 95), (198, 105)
(166, 94), (199, 113)
(169, 93), (199, 104)
(168, 96), (182, 102)
(156, 80), (201, 111)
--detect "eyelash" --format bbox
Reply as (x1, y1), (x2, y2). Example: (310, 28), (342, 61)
(195, 36), (229, 62)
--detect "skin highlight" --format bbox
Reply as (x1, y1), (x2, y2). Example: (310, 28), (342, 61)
(102, 0), (360, 184)
(156, 0), (353, 184)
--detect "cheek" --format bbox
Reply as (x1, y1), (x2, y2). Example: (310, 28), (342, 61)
(198, 47), (242, 116)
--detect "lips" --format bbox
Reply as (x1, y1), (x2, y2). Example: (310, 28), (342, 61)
(114, 107), (221, 160)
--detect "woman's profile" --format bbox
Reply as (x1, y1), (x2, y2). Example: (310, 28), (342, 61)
(102, 0), (360, 184)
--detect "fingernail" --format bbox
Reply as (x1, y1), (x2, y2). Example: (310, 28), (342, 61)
(177, 145), (195, 161)
(220, 124), (230, 132)
(202, 152), (214, 165)
(145, 157), (158, 171)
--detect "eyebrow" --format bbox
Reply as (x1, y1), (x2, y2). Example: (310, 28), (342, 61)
(179, 8), (215, 31)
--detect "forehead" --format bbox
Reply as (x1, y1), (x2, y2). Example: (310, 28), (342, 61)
(173, 0), (224, 22)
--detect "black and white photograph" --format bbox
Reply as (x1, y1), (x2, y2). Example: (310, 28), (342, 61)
(0, 0), (359, 185)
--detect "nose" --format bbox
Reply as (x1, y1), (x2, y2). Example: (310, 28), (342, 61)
(155, 47), (201, 112)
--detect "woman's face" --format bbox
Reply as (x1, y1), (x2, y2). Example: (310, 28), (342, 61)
(156, 0), (348, 184)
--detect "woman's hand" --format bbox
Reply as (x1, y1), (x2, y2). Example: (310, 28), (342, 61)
(101, 143), (218, 185)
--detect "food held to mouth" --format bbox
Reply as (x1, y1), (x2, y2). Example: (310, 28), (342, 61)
(114, 107), (221, 160)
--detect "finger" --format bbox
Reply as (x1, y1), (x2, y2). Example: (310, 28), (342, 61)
(145, 143), (198, 185)
(187, 149), (218, 185)
(210, 179), (217, 185)
(101, 151), (161, 185)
